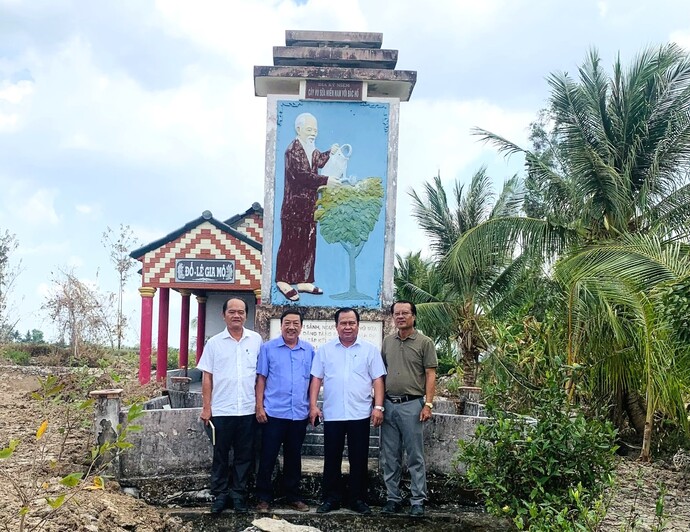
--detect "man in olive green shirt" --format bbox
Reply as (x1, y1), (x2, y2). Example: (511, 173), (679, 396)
(380, 300), (437, 517)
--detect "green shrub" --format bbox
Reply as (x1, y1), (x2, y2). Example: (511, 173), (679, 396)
(437, 354), (457, 376)
(456, 364), (617, 530)
(3, 348), (30, 365)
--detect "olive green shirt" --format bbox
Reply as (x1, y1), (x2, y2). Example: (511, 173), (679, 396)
(381, 330), (437, 397)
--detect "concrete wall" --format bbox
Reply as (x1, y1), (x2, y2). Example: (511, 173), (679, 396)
(119, 407), (212, 480)
(423, 414), (486, 475)
(118, 398), (484, 483)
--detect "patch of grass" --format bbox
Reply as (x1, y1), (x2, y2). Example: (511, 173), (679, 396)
(2, 348), (30, 365)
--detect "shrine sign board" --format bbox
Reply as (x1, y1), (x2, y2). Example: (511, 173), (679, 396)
(175, 259), (236, 283)
(305, 80), (363, 101)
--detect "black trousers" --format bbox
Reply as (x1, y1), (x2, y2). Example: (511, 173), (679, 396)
(322, 417), (370, 504)
(255, 415), (309, 502)
(210, 414), (255, 503)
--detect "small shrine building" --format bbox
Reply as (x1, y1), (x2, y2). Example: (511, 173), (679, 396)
(129, 203), (263, 384)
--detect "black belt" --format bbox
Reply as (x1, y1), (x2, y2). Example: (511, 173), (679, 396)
(385, 394), (423, 404)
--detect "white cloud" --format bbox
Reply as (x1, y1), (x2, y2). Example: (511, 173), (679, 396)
(0, 80), (34, 105)
(395, 97), (531, 253)
(0, 113), (19, 131)
(0, 80), (34, 133)
(21, 189), (61, 226)
(670, 29), (690, 50)
(75, 204), (93, 214)
(35, 281), (51, 298)
(67, 255), (84, 268)
(0, 80), (34, 132)
(598, 1), (609, 18)
(16, 241), (70, 256)
(75, 203), (101, 218)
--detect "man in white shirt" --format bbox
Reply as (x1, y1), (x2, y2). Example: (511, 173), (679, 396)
(198, 297), (262, 515)
(309, 307), (386, 515)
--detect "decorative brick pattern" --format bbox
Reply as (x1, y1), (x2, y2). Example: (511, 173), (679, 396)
(142, 222), (261, 288)
(235, 213), (263, 244)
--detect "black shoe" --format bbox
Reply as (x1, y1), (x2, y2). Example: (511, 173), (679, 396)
(316, 501), (340, 513)
(210, 495), (229, 514)
(381, 500), (401, 514)
(410, 504), (424, 517)
(350, 500), (371, 515)
(234, 499), (248, 514)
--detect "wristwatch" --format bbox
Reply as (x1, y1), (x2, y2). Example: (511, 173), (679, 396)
(424, 402), (433, 409)
(374, 405), (385, 412)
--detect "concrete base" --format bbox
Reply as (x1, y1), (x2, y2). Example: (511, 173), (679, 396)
(117, 385), (487, 507)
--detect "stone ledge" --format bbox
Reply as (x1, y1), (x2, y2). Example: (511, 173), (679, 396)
(273, 46), (398, 69)
(254, 66), (417, 101)
(285, 30), (383, 49)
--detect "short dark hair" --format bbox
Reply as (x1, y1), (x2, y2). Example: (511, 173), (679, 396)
(334, 307), (360, 324)
(280, 308), (303, 324)
(223, 297), (248, 314)
(391, 300), (416, 315)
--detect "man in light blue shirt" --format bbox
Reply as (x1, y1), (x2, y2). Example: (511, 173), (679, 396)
(254, 309), (315, 513)
(309, 307), (386, 515)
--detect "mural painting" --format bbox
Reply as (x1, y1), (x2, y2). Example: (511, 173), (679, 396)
(271, 100), (389, 308)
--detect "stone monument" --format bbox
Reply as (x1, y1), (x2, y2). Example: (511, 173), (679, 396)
(254, 30), (416, 340)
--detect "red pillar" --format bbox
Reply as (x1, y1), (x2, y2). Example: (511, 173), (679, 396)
(138, 287), (157, 385)
(196, 295), (207, 363)
(253, 288), (262, 306)
(156, 287), (170, 382)
(179, 289), (191, 371)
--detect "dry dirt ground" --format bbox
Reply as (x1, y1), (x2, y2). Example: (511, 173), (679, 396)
(0, 365), (689, 532)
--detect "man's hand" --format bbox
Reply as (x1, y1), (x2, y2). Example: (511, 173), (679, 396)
(256, 405), (268, 424)
(330, 143), (340, 154)
(200, 406), (211, 425)
(309, 405), (322, 427)
(419, 405), (432, 422)
(371, 408), (384, 428)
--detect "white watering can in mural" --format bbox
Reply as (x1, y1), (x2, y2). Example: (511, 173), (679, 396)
(321, 143), (352, 183)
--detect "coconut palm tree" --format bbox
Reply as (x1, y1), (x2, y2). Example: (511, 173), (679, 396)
(397, 167), (523, 386)
(448, 44), (690, 460)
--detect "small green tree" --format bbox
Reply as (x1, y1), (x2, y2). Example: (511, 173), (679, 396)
(102, 225), (138, 349)
(456, 363), (617, 530)
(0, 230), (21, 343)
(20, 329), (44, 344)
(0, 375), (143, 532)
(314, 178), (384, 299)
(43, 268), (118, 357)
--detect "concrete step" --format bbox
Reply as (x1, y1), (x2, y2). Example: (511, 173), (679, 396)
(301, 443), (380, 458)
(162, 505), (506, 531)
(120, 457), (479, 509)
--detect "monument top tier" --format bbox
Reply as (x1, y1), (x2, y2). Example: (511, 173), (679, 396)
(254, 30), (417, 101)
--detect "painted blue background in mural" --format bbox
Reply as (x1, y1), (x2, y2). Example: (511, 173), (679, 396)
(271, 99), (389, 308)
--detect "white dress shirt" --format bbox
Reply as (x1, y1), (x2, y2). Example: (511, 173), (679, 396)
(197, 326), (262, 416)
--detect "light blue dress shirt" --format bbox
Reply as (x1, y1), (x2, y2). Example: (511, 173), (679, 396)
(257, 336), (315, 420)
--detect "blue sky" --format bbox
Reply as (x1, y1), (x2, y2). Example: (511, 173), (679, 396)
(1, 0), (689, 345)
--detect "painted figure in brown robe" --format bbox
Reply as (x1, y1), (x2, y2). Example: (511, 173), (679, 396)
(275, 113), (340, 301)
